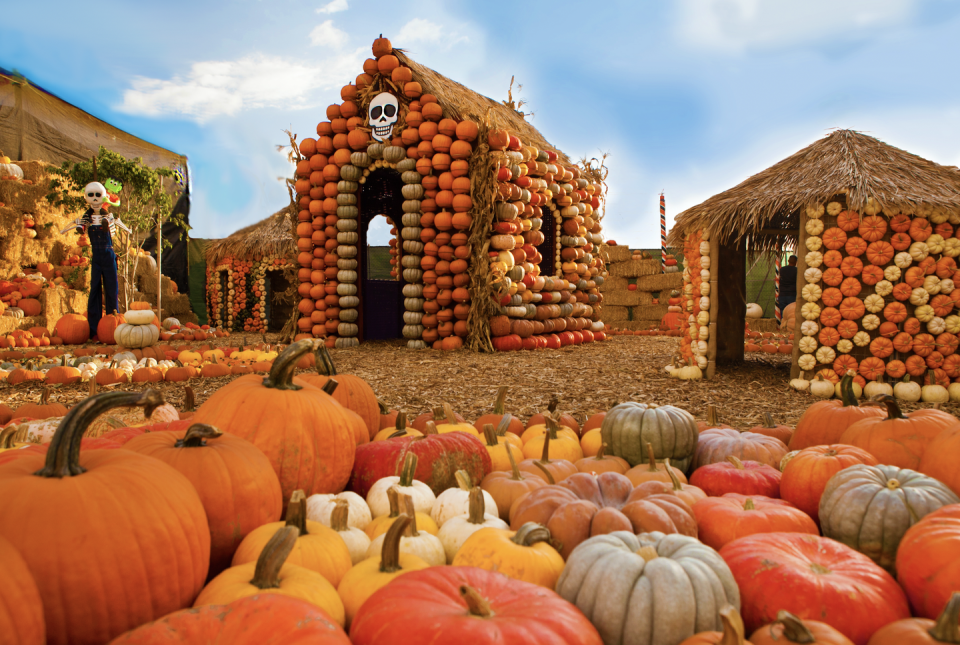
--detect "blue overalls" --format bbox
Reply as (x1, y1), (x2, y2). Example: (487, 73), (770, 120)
(86, 210), (119, 339)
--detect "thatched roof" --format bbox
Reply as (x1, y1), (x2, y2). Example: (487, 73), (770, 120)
(669, 129), (960, 247)
(395, 50), (571, 165)
(205, 205), (297, 265)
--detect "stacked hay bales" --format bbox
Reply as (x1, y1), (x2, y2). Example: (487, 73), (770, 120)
(599, 245), (682, 330)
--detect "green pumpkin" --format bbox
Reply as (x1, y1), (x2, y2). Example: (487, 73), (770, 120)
(600, 402), (699, 473)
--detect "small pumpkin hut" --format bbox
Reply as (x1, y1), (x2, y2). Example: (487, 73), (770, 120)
(205, 206), (298, 333)
(668, 129), (960, 383)
(292, 35), (608, 350)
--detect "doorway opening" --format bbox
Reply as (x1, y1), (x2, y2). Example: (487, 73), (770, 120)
(357, 169), (405, 341)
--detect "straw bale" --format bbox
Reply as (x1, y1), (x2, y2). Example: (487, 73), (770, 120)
(40, 288), (87, 333)
(669, 129), (960, 249)
(599, 275), (628, 293)
(0, 234), (24, 265)
(0, 316), (17, 335)
(166, 293), (192, 315)
(176, 311), (199, 326)
(600, 245), (632, 263)
(205, 206), (298, 266)
(601, 305), (629, 322)
(632, 304), (669, 321)
(608, 258), (660, 278)
(603, 290), (652, 307)
(614, 320), (660, 331)
(634, 273), (683, 293)
(746, 318), (780, 333)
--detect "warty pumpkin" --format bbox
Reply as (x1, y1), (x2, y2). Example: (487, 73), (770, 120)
(557, 531), (740, 645)
(693, 494), (817, 551)
(452, 522), (566, 588)
(896, 506), (960, 621)
(789, 373), (884, 450)
(195, 526), (345, 627)
(122, 422), (283, 576)
(0, 390), (211, 645)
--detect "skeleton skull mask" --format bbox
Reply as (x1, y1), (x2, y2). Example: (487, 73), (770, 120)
(369, 92), (399, 141)
(84, 182), (107, 210)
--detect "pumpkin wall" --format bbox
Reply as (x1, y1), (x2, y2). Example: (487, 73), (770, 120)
(207, 256), (293, 333)
(674, 228), (716, 376)
(293, 37), (608, 350)
(792, 197), (960, 388)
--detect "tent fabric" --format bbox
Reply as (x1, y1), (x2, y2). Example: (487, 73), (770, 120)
(188, 239), (210, 326)
(141, 190), (190, 295)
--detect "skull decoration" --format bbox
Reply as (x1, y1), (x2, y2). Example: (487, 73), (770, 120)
(83, 181), (107, 210)
(369, 92), (399, 141)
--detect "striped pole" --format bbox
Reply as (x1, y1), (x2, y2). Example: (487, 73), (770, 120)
(774, 252), (782, 324)
(660, 193), (667, 273)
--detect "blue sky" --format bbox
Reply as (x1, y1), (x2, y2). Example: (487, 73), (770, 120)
(4, 0), (960, 247)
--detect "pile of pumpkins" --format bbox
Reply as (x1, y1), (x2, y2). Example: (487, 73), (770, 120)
(2, 346), (959, 645)
(744, 329), (795, 355)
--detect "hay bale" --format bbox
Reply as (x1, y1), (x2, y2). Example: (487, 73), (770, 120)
(176, 311), (200, 326)
(746, 318), (780, 333)
(599, 275), (628, 292)
(616, 320), (659, 331)
(166, 294), (192, 315)
(608, 258), (660, 278)
(634, 273), (683, 292)
(632, 304), (669, 321)
(0, 316), (18, 335)
(601, 305), (629, 322)
(600, 245), (632, 263)
(603, 290), (653, 307)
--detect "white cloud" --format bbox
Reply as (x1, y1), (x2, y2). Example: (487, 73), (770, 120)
(676, 0), (918, 52)
(309, 20), (349, 48)
(395, 18), (469, 48)
(316, 0), (347, 14)
(118, 51), (362, 122)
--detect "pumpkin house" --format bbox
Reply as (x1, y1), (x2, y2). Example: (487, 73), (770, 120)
(293, 36), (608, 350)
(205, 206), (298, 333)
(667, 129), (960, 383)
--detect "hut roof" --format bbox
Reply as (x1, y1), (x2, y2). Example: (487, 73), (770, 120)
(668, 129), (960, 247)
(205, 205), (297, 266)
(395, 50), (571, 165)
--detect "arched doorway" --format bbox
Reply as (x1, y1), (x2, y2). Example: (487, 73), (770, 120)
(358, 169), (405, 341)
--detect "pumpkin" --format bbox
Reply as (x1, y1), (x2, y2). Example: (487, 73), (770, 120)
(819, 464), (959, 571)
(107, 594), (351, 644)
(750, 611), (855, 645)
(522, 416), (583, 462)
(600, 401), (698, 472)
(789, 373), (884, 449)
(865, 592), (960, 645)
(96, 313), (125, 345)
(473, 385), (525, 435)
(780, 445), (878, 524)
(0, 390), (210, 645)
(54, 313), (90, 345)
(481, 421), (524, 472)
(299, 346), (379, 441)
(364, 490), (445, 565)
(896, 504), (960, 621)
(363, 485), (439, 539)
(452, 522), (565, 587)
(749, 413), (793, 444)
(337, 515), (430, 627)
(508, 471), (698, 558)
(122, 423), (283, 576)
(194, 526), (345, 627)
(693, 494), (817, 551)
(349, 565), (604, 645)
(919, 426), (960, 497)
(0, 534), (44, 645)
(721, 533), (910, 645)
(231, 490), (352, 588)
(305, 490), (371, 530)
(13, 387), (67, 419)
(326, 499), (372, 565)
(690, 456), (782, 497)
(575, 442), (630, 475)
(517, 427), (578, 483)
(431, 469), (499, 526)
(556, 531), (740, 645)
(693, 428), (788, 471)
(437, 485), (508, 563)
(480, 446), (547, 521)
(679, 605), (751, 645)
(365, 452), (437, 517)
(838, 394), (959, 468)
(192, 339), (359, 501)
(115, 322), (160, 348)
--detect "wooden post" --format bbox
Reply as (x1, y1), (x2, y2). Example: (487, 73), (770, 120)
(707, 228), (720, 379)
(156, 176), (163, 322)
(790, 209), (809, 379)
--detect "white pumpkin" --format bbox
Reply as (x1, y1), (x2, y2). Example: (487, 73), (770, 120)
(306, 491), (371, 530)
(909, 288), (930, 306)
(0, 161), (23, 180)
(801, 284), (822, 302)
(852, 331), (871, 347)
(114, 323), (159, 348)
(798, 354), (817, 371)
(805, 251), (823, 268)
(836, 339), (853, 354)
(798, 337), (818, 354)
(863, 294), (885, 313)
(366, 453), (436, 518)
(676, 362), (703, 381)
(874, 280), (893, 297)
(800, 321), (819, 336)
(810, 376), (835, 399)
(864, 378), (894, 399)
(699, 241), (710, 256)
(894, 377), (922, 402)
(894, 252), (913, 269)
(807, 204), (825, 218)
(942, 237), (960, 258)
(801, 302), (821, 321)
(948, 382), (960, 402)
(884, 265), (902, 282)
(805, 218), (825, 236)
(926, 234), (945, 255)
(437, 487), (507, 563)
(789, 371), (810, 392)
(916, 305), (936, 324)
(909, 241), (930, 262)
(804, 267), (823, 284)
(364, 492), (445, 566)
(946, 315), (960, 334)
(835, 379), (863, 399)
(805, 236), (823, 252)
(826, 201), (843, 216)
(941, 279), (955, 295)
(923, 275), (942, 295)
(161, 317), (181, 330)
(861, 315), (881, 331)
(815, 346), (836, 365)
(921, 380), (950, 403)
(328, 499), (371, 564)
(124, 309), (157, 325)
(430, 471), (499, 527)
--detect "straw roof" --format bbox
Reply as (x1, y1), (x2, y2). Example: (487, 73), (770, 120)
(669, 129), (960, 247)
(395, 50), (571, 165)
(205, 205), (297, 265)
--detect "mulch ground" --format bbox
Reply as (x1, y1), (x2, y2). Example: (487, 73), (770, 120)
(3, 336), (956, 429)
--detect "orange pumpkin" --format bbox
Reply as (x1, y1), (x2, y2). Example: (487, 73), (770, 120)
(833, 355), (858, 376)
(943, 354), (960, 378)
(789, 374), (885, 450)
(884, 301), (908, 322)
(821, 288), (843, 307)
(859, 357), (886, 380)
(866, 593), (960, 645)
(906, 355), (928, 377)
(55, 313), (90, 345)
(861, 264), (884, 285)
(891, 282), (913, 301)
(823, 250), (843, 268)
(886, 360), (907, 379)
(819, 327), (840, 347)
(750, 611), (854, 645)
(839, 278), (861, 297)
(840, 257), (863, 278)
(890, 232), (912, 250)
(936, 332), (958, 356)
(820, 307), (842, 327)
(822, 267), (844, 286)
(836, 210), (860, 231)
(781, 444), (879, 525)
(859, 215), (887, 242)
(822, 228), (848, 250)
(892, 332), (915, 354)
(905, 266), (926, 288)
(836, 320), (859, 339)
(868, 336), (894, 359)
(910, 218), (932, 241)
(844, 237), (867, 258)
(865, 240), (894, 266)
(299, 346), (379, 442)
(936, 256), (958, 278)
(913, 333), (936, 357)
(889, 214), (911, 232)
(839, 297), (865, 320)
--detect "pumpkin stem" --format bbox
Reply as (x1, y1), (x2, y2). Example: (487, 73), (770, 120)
(321, 379), (339, 396)
(506, 438), (523, 481)
(707, 404), (719, 425)
(262, 338), (319, 391)
(716, 605), (746, 645)
(330, 498), (351, 532)
(377, 399), (391, 415)
(929, 591), (960, 643)
(385, 485), (400, 519)
(443, 402), (458, 426)
(545, 416), (560, 440)
(248, 525), (298, 589)
(175, 423), (223, 448)
(539, 423), (553, 463)
(34, 389), (164, 479)
(511, 522), (559, 552)
(314, 344), (337, 377)
(870, 394), (908, 420)
(595, 443), (607, 460)
(397, 491), (419, 537)
(727, 455), (745, 470)
(482, 423), (499, 447)
(183, 385), (195, 411)
(532, 460), (556, 484)
(0, 426), (18, 449)
(454, 470), (472, 491)
(422, 421), (438, 435)
(88, 376), (97, 395)
(398, 451), (418, 487)
(395, 411), (407, 432)
(666, 462), (685, 491)
(645, 442), (660, 472)
(636, 545), (659, 562)
(839, 372), (859, 407)
(283, 490), (309, 536)
(774, 611), (817, 644)
(432, 406), (445, 422)
(492, 385), (508, 415)
(546, 395), (560, 415)
(460, 585), (494, 618)
(762, 412), (776, 428)
(743, 498), (756, 511)
(495, 414), (512, 437)
(466, 486), (486, 524)
(39, 387), (51, 404)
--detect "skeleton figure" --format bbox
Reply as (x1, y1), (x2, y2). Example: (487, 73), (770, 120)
(61, 181), (131, 235)
(368, 92), (399, 141)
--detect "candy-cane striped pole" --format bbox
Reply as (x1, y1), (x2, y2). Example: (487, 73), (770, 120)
(660, 193), (667, 273)
(774, 252), (782, 324)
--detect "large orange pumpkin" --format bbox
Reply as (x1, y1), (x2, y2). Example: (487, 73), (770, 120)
(55, 313), (90, 345)
(919, 428), (960, 497)
(692, 494), (817, 551)
(751, 611), (854, 645)
(96, 312), (125, 345)
(780, 444), (878, 524)
(789, 374), (885, 450)
(858, 216), (887, 242)
(865, 593), (960, 645)
(298, 345), (379, 442)
(895, 504), (960, 620)
(0, 390), (211, 645)
(0, 534), (44, 645)
(191, 339), (360, 503)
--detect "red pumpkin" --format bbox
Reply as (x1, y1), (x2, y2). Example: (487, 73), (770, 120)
(349, 566), (604, 645)
(721, 533), (910, 645)
(748, 413), (793, 444)
(895, 504), (960, 620)
(780, 445), (878, 524)
(693, 494), (817, 551)
(690, 456), (782, 498)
